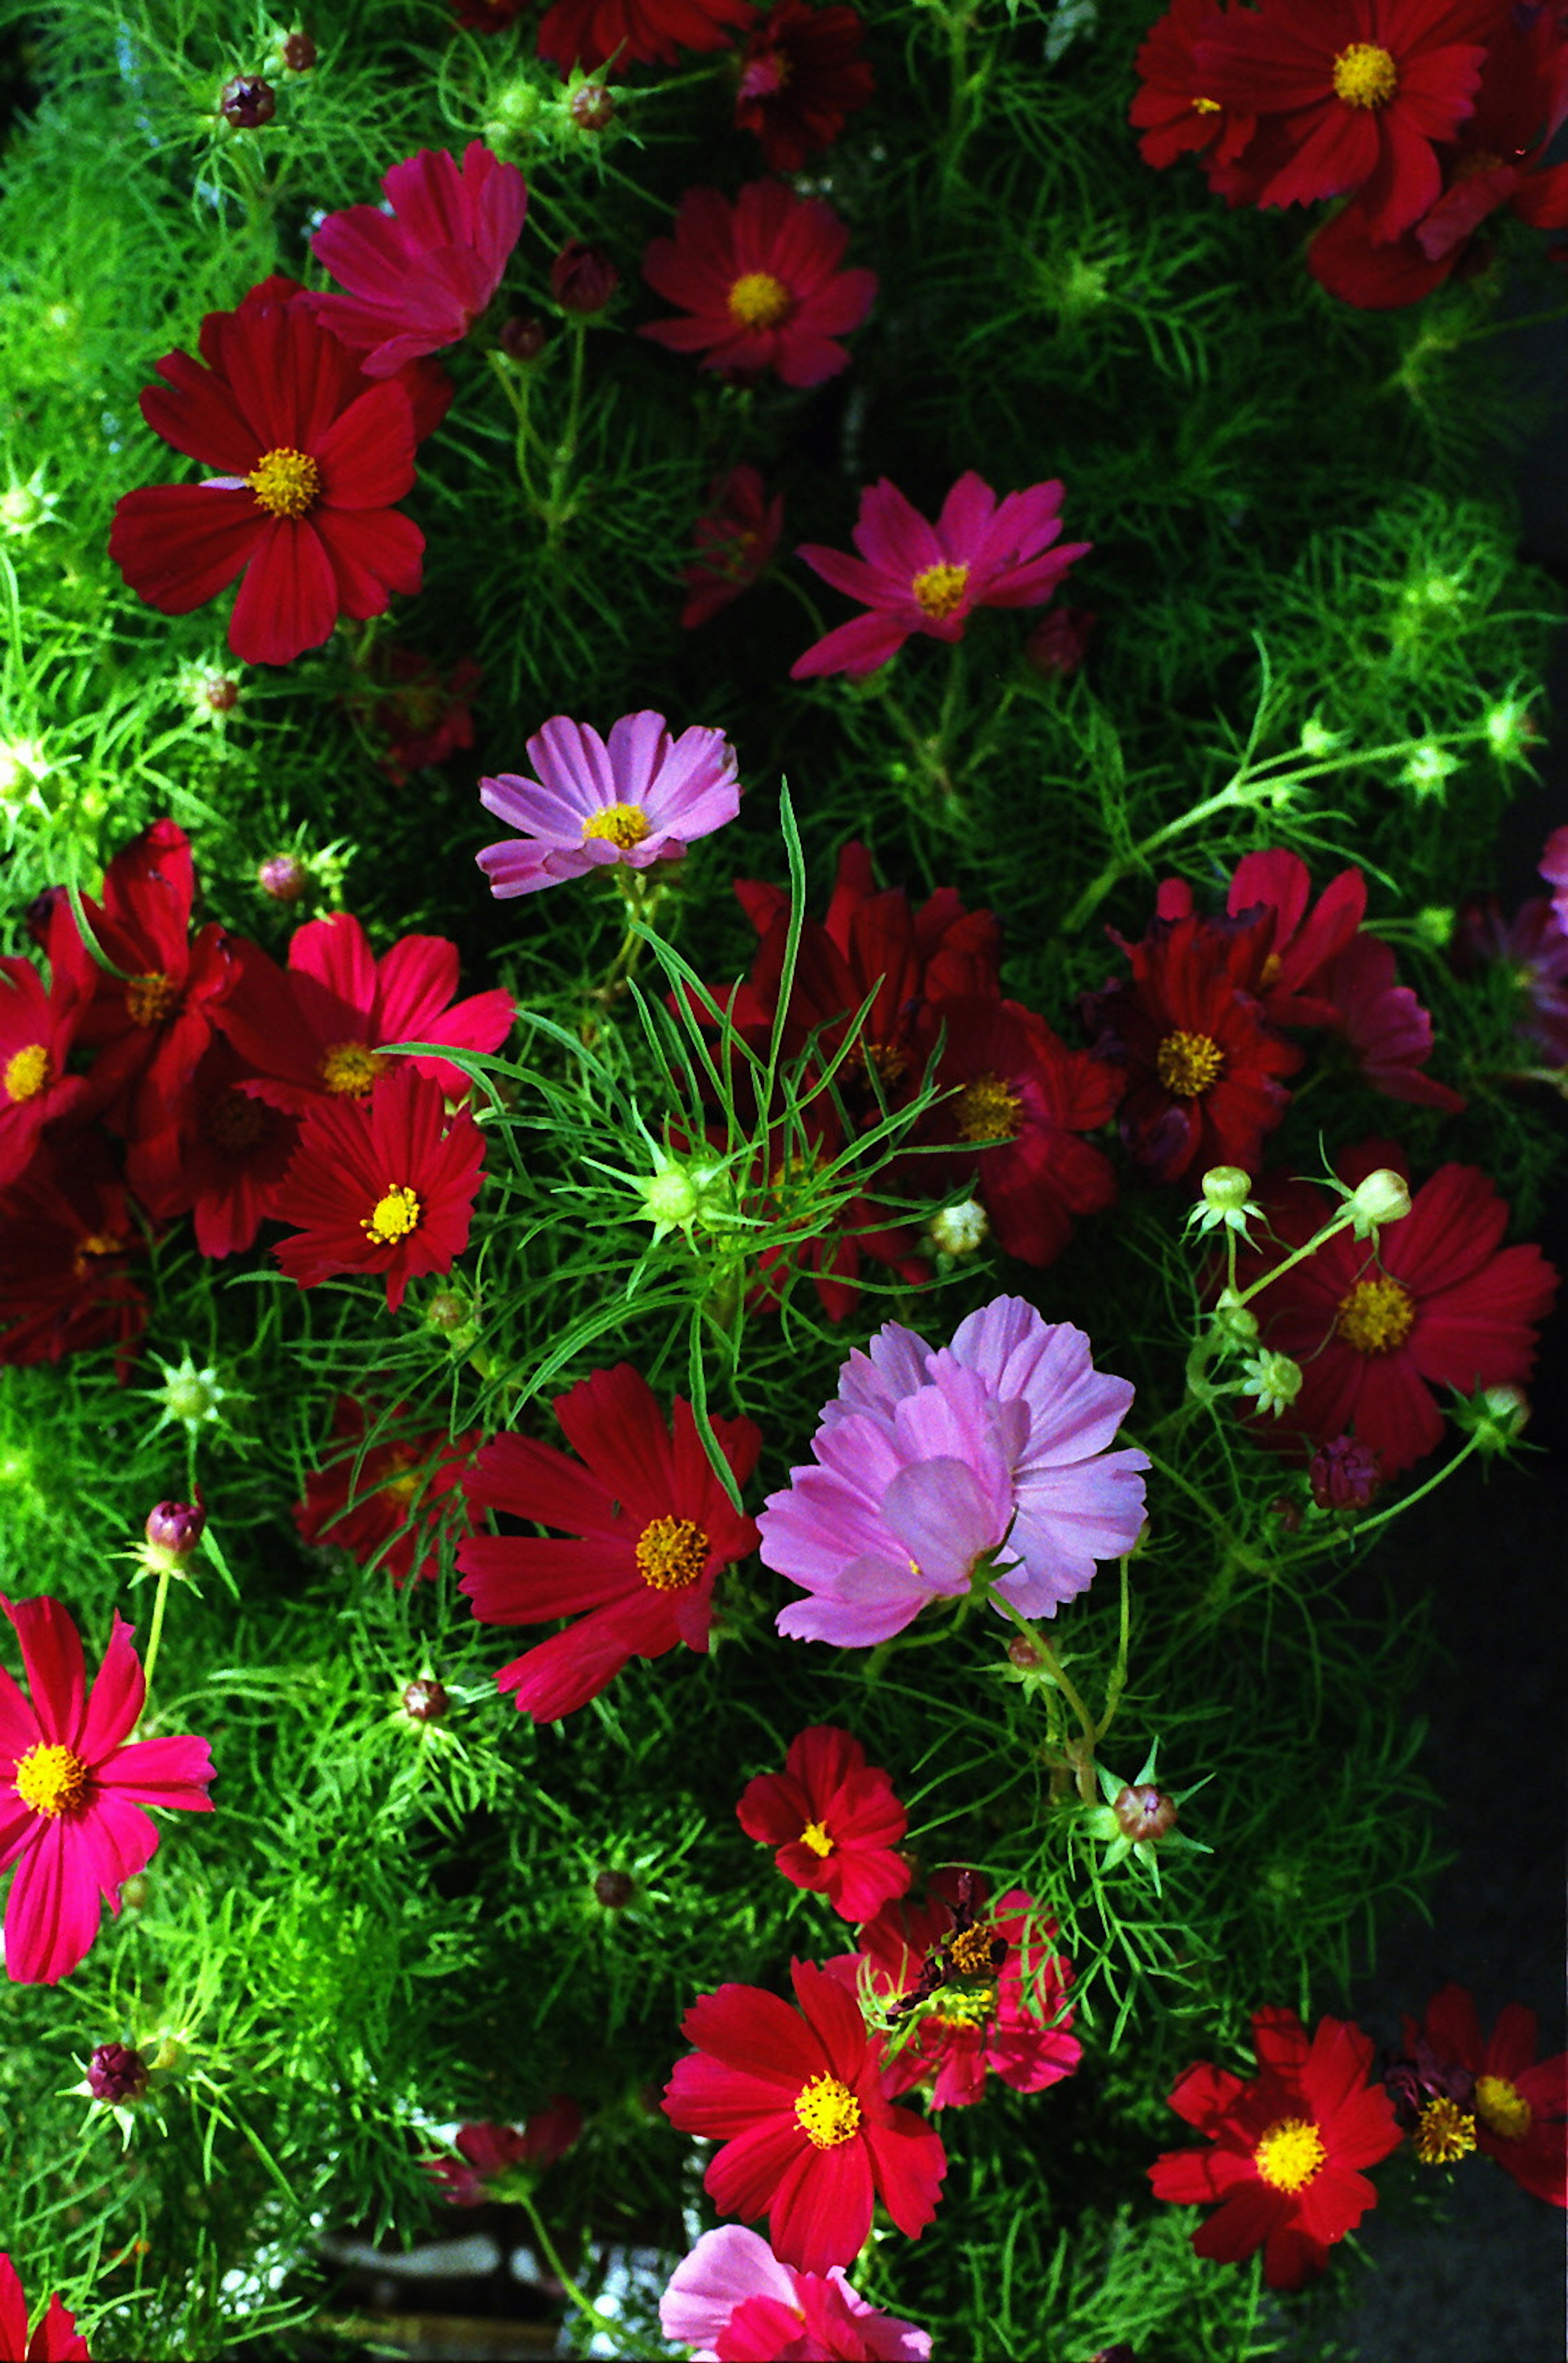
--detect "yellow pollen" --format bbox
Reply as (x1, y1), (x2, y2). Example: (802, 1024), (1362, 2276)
(361, 1184), (422, 1245)
(126, 972), (176, 1027)
(1334, 1275), (1416, 1356)
(1332, 42), (1399, 108)
(948, 1922), (1001, 1977)
(581, 802), (652, 849)
(930, 1991), (994, 2030)
(381, 1444), (422, 1508)
(1474, 2074), (1532, 2140)
(799, 1819), (835, 1859)
(794, 2073), (861, 2149)
(1415, 2096), (1477, 2165)
(727, 270), (794, 330)
(3, 1042), (51, 1102)
(321, 1043), (388, 1097)
(246, 445), (322, 519)
(1260, 951), (1283, 989)
(1253, 2116), (1327, 2194)
(1192, 95), (1221, 114)
(1156, 1028), (1225, 1098)
(15, 1740), (92, 1820)
(72, 1230), (121, 1277)
(634, 1513), (709, 1592)
(957, 1073), (1022, 1143)
(911, 561), (971, 620)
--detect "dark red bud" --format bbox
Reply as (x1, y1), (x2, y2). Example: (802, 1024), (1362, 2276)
(1007, 1635), (1045, 1670)
(257, 853), (308, 903)
(499, 315), (548, 363)
(1309, 1434), (1381, 1512)
(201, 671), (241, 711)
(568, 82), (615, 131)
(87, 2042), (149, 2105)
(1112, 1784), (1178, 1844)
(594, 1869), (635, 1909)
(549, 241), (619, 316)
(282, 31), (317, 71)
(1024, 605), (1096, 682)
(220, 76), (276, 129)
(401, 1678), (449, 1723)
(1270, 1494), (1304, 1533)
(145, 1499), (205, 1560)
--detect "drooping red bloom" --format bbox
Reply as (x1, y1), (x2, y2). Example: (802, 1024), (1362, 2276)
(423, 2098), (584, 2205)
(0, 1141), (147, 1377)
(109, 280), (423, 667)
(271, 1065), (488, 1312)
(1149, 2007), (1403, 2288)
(662, 1958), (947, 2274)
(538, 0), (750, 68)
(640, 182), (876, 390)
(1402, 1985), (1566, 2206)
(0, 2254), (90, 2361)
(737, 1726), (911, 1922)
(347, 645), (483, 786)
(680, 465), (785, 629)
(1233, 1139), (1558, 1472)
(0, 1596), (214, 1985)
(294, 1398), (480, 1584)
(1312, 931), (1465, 1109)
(457, 1364), (762, 1720)
(1131, 0), (1258, 173)
(1023, 603), (1096, 681)
(125, 1036), (301, 1259)
(310, 144), (528, 376)
(735, 0), (875, 171)
(0, 943), (89, 1190)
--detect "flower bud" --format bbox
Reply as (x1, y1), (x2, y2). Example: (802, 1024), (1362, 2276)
(594, 1869), (635, 1910)
(1308, 1434), (1381, 1512)
(425, 1290), (473, 1334)
(87, 2042), (149, 2106)
(1451, 1383), (1531, 1455)
(1240, 1350), (1302, 1417)
(1007, 1635), (1045, 1671)
(401, 1676), (449, 1723)
(257, 852), (308, 903)
(1112, 1784), (1179, 1844)
(568, 81), (616, 131)
(1023, 605), (1095, 682)
(499, 314), (548, 364)
(219, 76), (276, 129)
(1210, 1288), (1259, 1348)
(927, 1199), (989, 1258)
(550, 241), (619, 316)
(144, 1499), (205, 1565)
(282, 31), (317, 71)
(200, 670), (241, 712)
(1348, 1166), (1412, 1234)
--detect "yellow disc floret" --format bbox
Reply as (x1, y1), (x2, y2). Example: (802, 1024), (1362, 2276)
(3, 1042), (51, 1102)
(247, 445), (323, 519)
(126, 972), (177, 1027)
(362, 1184), (423, 1246)
(1415, 2096), (1477, 2165)
(956, 1074), (1023, 1143)
(727, 272), (793, 331)
(1253, 2116), (1327, 2193)
(1334, 1275), (1416, 1356)
(1156, 1029), (1225, 1098)
(948, 1922), (1002, 1977)
(581, 802), (652, 849)
(799, 1819), (835, 1859)
(634, 1514), (709, 1592)
(1332, 42), (1399, 108)
(1474, 2074), (1532, 2140)
(15, 1740), (92, 1820)
(321, 1043), (388, 1096)
(794, 2072), (862, 2149)
(911, 561), (971, 620)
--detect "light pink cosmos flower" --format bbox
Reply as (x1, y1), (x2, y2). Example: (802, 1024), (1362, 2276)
(476, 712), (741, 899)
(791, 473), (1091, 681)
(309, 143), (528, 377)
(1539, 826), (1568, 937)
(659, 2224), (931, 2363)
(760, 1296), (1148, 1647)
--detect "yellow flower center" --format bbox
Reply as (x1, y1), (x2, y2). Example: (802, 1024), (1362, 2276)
(3, 1042), (51, 1102)
(931, 1990), (994, 2030)
(361, 1184), (422, 1245)
(1474, 2073), (1532, 2140)
(126, 971), (177, 1027)
(727, 271), (794, 331)
(581, 802), (652, 849)
(1253, 2116), (1327, 2194)
(956, 1073), (1022, 1143)
(911, 561), (971, 620)
(1332, 42), (1399, 108)
(1415, 2096), (1477, 2165)
(1192, 95), (1221, 114)
(1334, 1275), (1416, 1356)
(382, 1445), (423, 1507)
(799, 1819), (835, 1859)
(794, 2073), (861, 2149)
(15, 1740), (92, 1819)
(947, 1922), (1002, 1977)
(247, 445), (322, 519)
(321, 1043), (388, 1097)
(634, 1513), (708, 1591)
(72, 1230), (122, 1277)
(1156, 1028), (1225, 1098)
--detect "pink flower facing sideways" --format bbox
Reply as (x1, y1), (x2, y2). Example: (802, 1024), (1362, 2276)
(659, 2224), (930, 2363)
(792, 472), (1091, 681)
(759, 1296), (1149, 1646)
(737, 1725), (911, 1923)
(477, 712), (741, 898)
(309, 143), (528, 376)
(0, 1596), (214, 1986)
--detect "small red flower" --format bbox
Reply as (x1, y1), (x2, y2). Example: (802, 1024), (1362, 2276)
(1149, 2007), (1403, 2288)
(0, 1141), (147, 1378)
(1404, 1985), (1566, 2207)
(640, 181), (876, 390)
(423, 2099), (584, 2204)
(537, 0), (751, 70)
(737, 1726), (911, 1922)
(294, 1398), (480, 1584)
(309, 143), (527, 377)
(348, 646), (483, 787)
(271, 1065), (487, 1312)
(735, 0), (875, 171)
(0, 2254), (90, 2361)
(680, 465), (784, 629)
(457, 1364), (762, 1720)
(1131, 0), (1258, 173)
(662, 1958), (948, 2274)
(0, 942), (89, 1190)
(125, 1036), (301, 1259)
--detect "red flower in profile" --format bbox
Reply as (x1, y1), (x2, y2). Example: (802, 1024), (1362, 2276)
(0, 944), (89, 1190)
(0, 2254), (90, 2361)
(662, 1958), (947, 2274)
(0, 1596), (214, 1985)
(1234, 1140), (1558, 1473)
(109, 281), (423, 667)
(125, 1036), (301, 1259)
(537, 0), (750, 69)
(1312, 931), (1465, 1110)
(1131, 0), (1258, 173)
(309, 144), (528, 377)
(271, 1065), (487, 1312)
(349, 646), (483, 786)
(294, 1398), (480, 1584)
(0, 1141), (147, 1377)
(640, 182), (876, 390)
(457, 1365), (761, 1720)
(423, 2100), (584, 2205)
(680, 465), (784, 629)
(735, 0), (875, 171)
(1149, 2007), (1403, 2288)
(737, 1726), (911, 1922)
(1404, 1985), (1566, 2207)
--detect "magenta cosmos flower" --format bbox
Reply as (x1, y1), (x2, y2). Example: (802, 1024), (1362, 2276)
(0, 1596), (214, 1986)
(0, 2254), (89, 2361)
(640, 181), (876, 389)
(736, 1724), (911, 1922)
(659, 2224), (931, 2362)
(309, 143), (528, 377)
(477, 711), (740, 898)
(791, 473), (1091, 681)
(759, 1296), (1148, 1647)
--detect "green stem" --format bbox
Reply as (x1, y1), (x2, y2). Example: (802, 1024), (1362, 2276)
(1096, 1557), (1132, 1747)
(1227, 1205), (1358, 1309)
(140, 1562), (174, 1700)
(514, 2190), (624, 2347)
(543, 321), (589, 543)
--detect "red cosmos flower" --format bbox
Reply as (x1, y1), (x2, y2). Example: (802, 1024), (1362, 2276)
(680, 466), (785, 630)
(0, 1141), (147, 1377)
(737, 1726), (911, 1922)
(1081, 908), (1302, 1183)
(349, 646), (483, 786)
(1023, 604), (1096, 681)
(295, 1397), (479, 1584)
(109, 280), (423, 667)
(423, 2099), (584, 2204)
(271, 1065), (487, 1312)
(735, 0), (875, 171)
(0, 945), (89, 1190)
(662, 1958), (947, 2274)
(0, 1596), (214, 1986)
(309, 144), (528, 377)
(0, 2254), (90, 2361)
(537, 0), (751, 70)
(791, 474), (1091, 681)
(1131, 0), (1258, 174)
(1150, 2007), (1403, 2288)
(640, 181), (876, 390)
(1233, 1139), (1558, 1473)
(457, 1364), (761, 1720)
(1403, 1985), (1566, 2206)
(125, 1037), (300, 1259)
(1312, 932), (1465, 1109)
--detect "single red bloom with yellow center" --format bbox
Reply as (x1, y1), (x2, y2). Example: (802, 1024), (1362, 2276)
(662, 1958), (947, 2274)
(294, 1397), (480, 1586)
(737, 1724), (911, 1922)
(1149, 2006), (1403, 2288)
(1404, 1985), (1566, 2208)
(0, 2252), (90, 2360)
(0, 941), (89, 1190)
(536, 0), (751, 71)
(457, 1363), (761, 1721)
(641, 180), (876, 390)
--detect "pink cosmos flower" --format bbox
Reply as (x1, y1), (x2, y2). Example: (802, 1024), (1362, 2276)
(1454, 893), (1568, 1067)
(1539, 826), (1568, 937)
(736, 1725), (911, 1922)
(0, 2254), (90, 2361)
(476, 712), (740, 898)
(760, 1295), (1149, 1647)
(309, 143), (528, 377)
(659, 2224), (931, 2362)
(0, 1596), (214, 1985)
(791, 473), (1091, 680)
(640, 182), (876, 389)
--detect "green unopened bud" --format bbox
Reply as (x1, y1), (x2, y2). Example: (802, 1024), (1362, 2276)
(1347, 1167), (1412, 1236)
(634, 1151), (732, 1244)
(1401, 742), (1461, 800)
(1451, 1383), (1530, 1454)
(1210, 1289), (1260, 1350)
(1239, 1351), (1303, 1417)
(927, 1199), (989, 1258)
(1189, 1167), (1261, 1236)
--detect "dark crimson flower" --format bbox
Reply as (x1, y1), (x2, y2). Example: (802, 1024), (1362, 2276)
(457, 1364), (761, 1719)
(680, 465), (784, 628)
(640, 181), (876, 390)
(451, 0), (528, 27)
(1307, 1433), (1381, 1510)
(125, 1036), (301, 1259)
(737, 1726), (911, 1922)
(1234, 1139), (1558, 1473)
(662, 1959), (947, 2274)
(1454, 893), (1568, 1067)
(0, 944), (90, 1190)
(0, 1141), (147, 1377)
(735, 0), (875, 171)
(1149, 2007), (1403, 2288)
(1130, 0), (1258, 173)
(0, 2253), (90, 2360)
(294, 1397), (479, 1584)
(1023, 604), (1096, 680)
(537, 0), (751, 71)
(87, 2040), (149, 2105)
(220, 75), (276, 129)
(1403, 1985), (1566, 2206)
(1311, 931), (1466, 1109)
(347, 645), (483, 787)
(310, 144), (528, 377)
(550, 239), (619, 313)
(423, 2100), (584, 2204)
